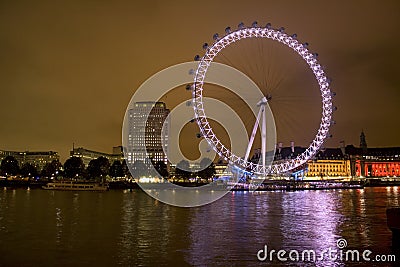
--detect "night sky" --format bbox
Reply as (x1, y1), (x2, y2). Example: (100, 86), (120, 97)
(1, 1), (399, 162)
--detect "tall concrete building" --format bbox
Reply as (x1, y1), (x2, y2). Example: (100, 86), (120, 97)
(127, 102), (170, 165)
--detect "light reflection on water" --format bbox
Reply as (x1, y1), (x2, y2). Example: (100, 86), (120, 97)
(0, 187), (398, 266)
(187, 191), (346, 266)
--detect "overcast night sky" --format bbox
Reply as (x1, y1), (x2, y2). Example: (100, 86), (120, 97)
(1, 1), (399, 162)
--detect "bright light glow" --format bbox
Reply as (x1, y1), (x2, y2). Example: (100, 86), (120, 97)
(138, 177), (163, 183)
(193, 26), (333, 175)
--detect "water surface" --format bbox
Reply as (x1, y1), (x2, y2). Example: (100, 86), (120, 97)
(0, 187), (399, 266)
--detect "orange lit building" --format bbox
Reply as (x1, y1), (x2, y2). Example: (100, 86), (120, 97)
(346, 131), (400, 178)
(355, 160), (400, 177)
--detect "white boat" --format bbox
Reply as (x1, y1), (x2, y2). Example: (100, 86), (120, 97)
(42, 181), (108, 191)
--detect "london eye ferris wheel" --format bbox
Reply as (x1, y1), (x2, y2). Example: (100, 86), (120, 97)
(192, 21), (335, 176)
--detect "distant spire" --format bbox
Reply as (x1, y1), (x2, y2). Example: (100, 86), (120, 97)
(360, 130), (367, 154)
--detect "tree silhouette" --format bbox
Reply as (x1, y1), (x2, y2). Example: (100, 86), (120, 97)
(41, 160), (63, 178)
(64, 157), (85, 178)
(132, 160), (149, 178)
(175, 160), (192, 179)
(121, 159), (131, 177)
(153, 160), (169, 178)
(110, 160), (124, 178)
(20, 163), (38, 178)
(0, 156), (19, 176)
(197, 158), (216, 180)
(87, 156), (110, 179)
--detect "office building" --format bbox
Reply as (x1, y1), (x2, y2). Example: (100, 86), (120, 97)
(0, 150), (59, 171)
(127, 101), (170, 165)
(70, 146), (124, 167)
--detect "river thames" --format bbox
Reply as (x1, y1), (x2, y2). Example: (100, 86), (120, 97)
(0, 187), (399, 266)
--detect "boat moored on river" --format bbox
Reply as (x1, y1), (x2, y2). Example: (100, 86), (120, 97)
(42, 181), (108, 191)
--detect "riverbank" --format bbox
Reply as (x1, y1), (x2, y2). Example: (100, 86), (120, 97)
(0, 179), (139, 190)
(2, 178), (400, 191)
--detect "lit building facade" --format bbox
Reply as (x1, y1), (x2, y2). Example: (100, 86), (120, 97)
(306, 160), (351, 178)
(348, 146), (400, 178)
(251, 144), (352, 179)
(70, 146), (123, 167)
(127, 102), (170, 165)
(346, 131), (400, 178)
(0, 150), (59, 171)
(305, 148), (351, 178)
(214, 162), (233, 179)
(265, 137), (400, 179)
(354, 161), (400, 177)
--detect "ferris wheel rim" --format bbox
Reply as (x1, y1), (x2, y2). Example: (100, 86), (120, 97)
(193, 25), (333, 175)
